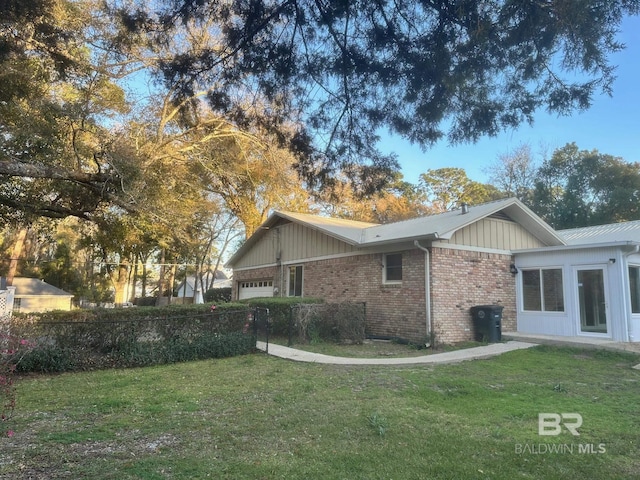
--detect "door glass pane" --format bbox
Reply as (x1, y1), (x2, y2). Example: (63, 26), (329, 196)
(629, 267), (640, 314)
(577, 269), (607, 334)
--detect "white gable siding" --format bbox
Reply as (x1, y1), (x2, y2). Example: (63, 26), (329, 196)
(449, 218), (545, 250)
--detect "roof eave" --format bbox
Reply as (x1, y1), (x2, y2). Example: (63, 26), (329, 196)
(515, 240), (640, 254)
(500, 202), (567, 247)
(226, 214), (279, 268)
(361, 233), (440, 247)
(226, 211), (364, 268)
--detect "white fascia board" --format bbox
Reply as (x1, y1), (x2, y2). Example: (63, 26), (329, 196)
(514, 241), (640, 254)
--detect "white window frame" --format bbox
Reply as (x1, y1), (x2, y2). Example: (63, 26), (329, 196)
(383, 253), (403, 284)
(288, 265), (303, 297)
(521, 267), (565, 312)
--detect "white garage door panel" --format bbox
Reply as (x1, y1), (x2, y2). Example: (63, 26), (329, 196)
(239, 280), (274, 300)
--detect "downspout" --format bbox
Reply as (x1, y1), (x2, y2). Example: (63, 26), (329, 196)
(276, 226), (284, 297)
(414, 240), (432, 347)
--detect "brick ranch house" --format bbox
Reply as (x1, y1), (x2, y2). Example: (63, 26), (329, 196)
(228, 197), (640, 344)
(227, 198), (567, 344)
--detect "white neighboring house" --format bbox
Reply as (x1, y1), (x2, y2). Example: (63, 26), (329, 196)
(9, 277), (74, 313)
(0, 285), (16, 320)
(175, 271), (232, 303)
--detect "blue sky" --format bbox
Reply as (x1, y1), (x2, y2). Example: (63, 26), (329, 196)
(379, 15), (640, 185)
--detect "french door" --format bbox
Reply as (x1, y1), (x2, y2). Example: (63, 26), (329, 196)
(576, 267), (608, 335)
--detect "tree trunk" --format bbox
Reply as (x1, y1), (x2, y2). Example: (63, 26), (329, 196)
(6, 228), (27, 286)
(156, 248), (166, 306)
(131, 259), (139, 303)
(113, 262), (129, 305)
(139, 252), (149, 297)
(167, 263), (176, 304)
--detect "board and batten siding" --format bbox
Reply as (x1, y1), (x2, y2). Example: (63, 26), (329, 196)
(449, 217), (545, 250)
(232, 222), (360, 269)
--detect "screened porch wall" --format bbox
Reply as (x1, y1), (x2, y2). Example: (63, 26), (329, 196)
(515, 246), (631, 341)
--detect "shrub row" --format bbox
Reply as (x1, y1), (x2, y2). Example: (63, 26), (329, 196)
(238, 297), (325, 336)
(204, 287), (232, 303)
(11, 304), (255, 373)
(291, 302), (366, 344)
(19, 303), (246, 324)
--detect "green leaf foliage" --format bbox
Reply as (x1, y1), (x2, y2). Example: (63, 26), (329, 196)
(532, 143), (640, 229)
(120, 0), (639, 188)
(11, 304), (256, 372)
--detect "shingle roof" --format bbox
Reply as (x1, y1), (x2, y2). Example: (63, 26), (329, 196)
(10, 277), (74, 297)
(275, 211), (378, 244)
(227, 197), (565, 266)
(360, 197), (564, 246)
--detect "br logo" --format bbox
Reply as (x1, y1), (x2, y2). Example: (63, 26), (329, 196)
(538, 413), (583, 436)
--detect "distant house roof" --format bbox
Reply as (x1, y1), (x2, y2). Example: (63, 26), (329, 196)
(227, 198), (565, 266)
(175, 271), (232, 295)
(10, 278), (74, 297)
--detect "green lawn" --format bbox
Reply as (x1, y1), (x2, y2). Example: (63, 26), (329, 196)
(2, 345), (640, 479)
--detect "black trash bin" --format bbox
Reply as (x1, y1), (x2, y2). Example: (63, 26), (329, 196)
(471, 305), (503, 342)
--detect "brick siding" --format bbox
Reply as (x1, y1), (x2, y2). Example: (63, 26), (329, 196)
(233, 246), (516, 344)
(430, 247), (516, 344)
(301, 250), (428, 342)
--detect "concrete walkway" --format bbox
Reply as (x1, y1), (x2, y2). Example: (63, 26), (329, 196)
(256, 340), (537, 365)
(503, 331), (640, 354)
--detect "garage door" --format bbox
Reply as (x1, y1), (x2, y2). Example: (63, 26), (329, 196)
(238, 280), (274, 300)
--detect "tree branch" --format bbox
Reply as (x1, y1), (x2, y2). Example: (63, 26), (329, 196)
(0, 159), (112, 184)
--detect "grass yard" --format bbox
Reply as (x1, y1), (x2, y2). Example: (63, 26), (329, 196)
(2, 345), (640, 479)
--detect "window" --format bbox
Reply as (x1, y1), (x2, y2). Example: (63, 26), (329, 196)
(384, 253), (403, 283)
(522, 268), (564, 312)
(288, 265), (303, 297)
(629, 267), (640, 313)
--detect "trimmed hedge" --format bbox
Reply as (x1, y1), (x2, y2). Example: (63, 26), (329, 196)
(238, 297), (324, 336)
(18, 303), (247, 324)
(291, 302), (366, 344)
(11, 304), (255, 373)
(204, 287), (232, 303)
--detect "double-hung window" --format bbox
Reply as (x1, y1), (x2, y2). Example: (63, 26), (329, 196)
(288, 265), (303, 297)
(522, 268), (564, 312)
(384, 253), (403, 284)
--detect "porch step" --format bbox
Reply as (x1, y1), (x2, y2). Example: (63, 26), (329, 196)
(502, 332), (640, 354)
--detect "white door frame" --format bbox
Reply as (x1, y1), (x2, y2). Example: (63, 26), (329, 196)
(574, 265), (611, 338)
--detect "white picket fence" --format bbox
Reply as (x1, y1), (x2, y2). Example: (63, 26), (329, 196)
(0, 287), (16, 323)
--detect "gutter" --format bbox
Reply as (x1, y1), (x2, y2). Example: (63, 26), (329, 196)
(413, 240), (432, 347)
(625, 245), (640, 257)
